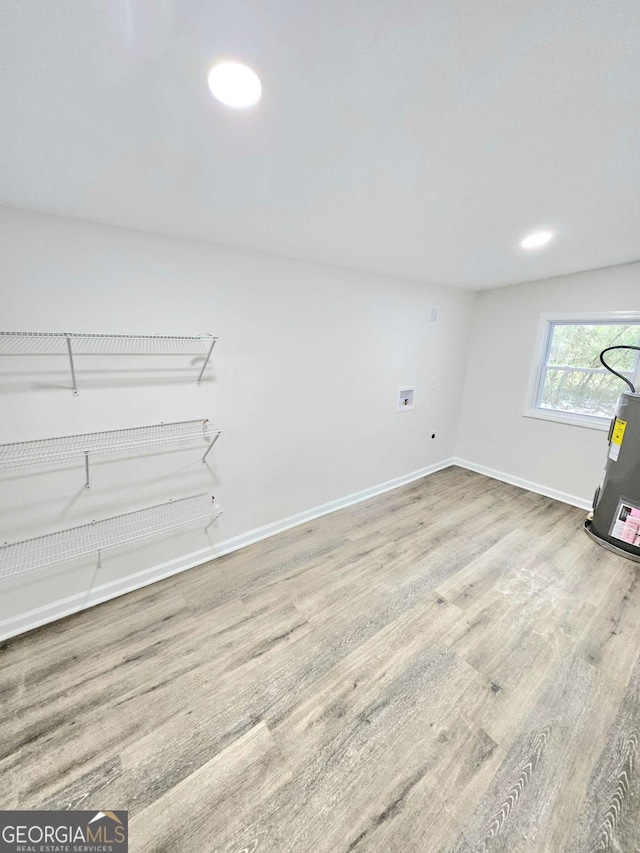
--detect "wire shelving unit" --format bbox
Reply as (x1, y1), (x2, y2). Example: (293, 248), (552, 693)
(0, 494), (223, 583)
(0, 419), (222, 488)
(0, 331), (217, 394)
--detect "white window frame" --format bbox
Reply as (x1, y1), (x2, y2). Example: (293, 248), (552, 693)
(523, 311), (640, 431)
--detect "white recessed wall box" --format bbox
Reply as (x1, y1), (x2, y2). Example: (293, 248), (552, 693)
(397, 386), (415, 412)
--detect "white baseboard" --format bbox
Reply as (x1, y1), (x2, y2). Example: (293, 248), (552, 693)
(0, 457), (454, 641)
(453, 457), (591, 511)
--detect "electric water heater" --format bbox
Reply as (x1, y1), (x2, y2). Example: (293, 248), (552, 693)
(585, 345), (640, 561)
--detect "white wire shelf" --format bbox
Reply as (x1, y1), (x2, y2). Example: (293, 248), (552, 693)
(0, 494), (224, 582)
(0, 419), (222, 488)
(0, 331), (218, 394)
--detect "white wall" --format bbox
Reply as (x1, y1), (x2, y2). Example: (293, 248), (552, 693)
(0, 206), (475, 637)
(455, 261), (640, 506)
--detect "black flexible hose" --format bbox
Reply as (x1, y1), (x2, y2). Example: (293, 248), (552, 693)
(599, 345), (640, 394)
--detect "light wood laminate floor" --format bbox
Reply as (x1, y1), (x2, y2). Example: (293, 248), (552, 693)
(2, 467), (640, 852)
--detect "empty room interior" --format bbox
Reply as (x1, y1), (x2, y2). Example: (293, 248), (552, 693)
(2, 2), (640, 851)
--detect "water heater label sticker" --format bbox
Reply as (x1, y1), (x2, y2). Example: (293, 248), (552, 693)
(608, 418), (627, 462)
(609, 499), (640, 546)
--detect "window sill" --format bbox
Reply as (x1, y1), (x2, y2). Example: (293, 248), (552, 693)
(522, 409), (610, 431)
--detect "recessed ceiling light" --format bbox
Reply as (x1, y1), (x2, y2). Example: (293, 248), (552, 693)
(520, 230), (554, 249)
(207, 61), (262, 109)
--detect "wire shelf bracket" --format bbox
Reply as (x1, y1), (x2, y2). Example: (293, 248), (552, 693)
(0, 494), (224, 583)
(0, 331), (218, 395)
(0, 419), (222, 489)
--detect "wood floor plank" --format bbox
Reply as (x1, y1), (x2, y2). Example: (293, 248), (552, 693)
(1, 598), (309, 809)
(269, 592), (470, 773)
(129, 722), (291, 853)
(434, 501), (579, 611)
(345, 712), (505, 853)
(453, 627), (565, 749)
(575, 563), (640, 687)
(565, 650), (640, 852)
(214, 645), (477, 853)
(445, 654), (625, 853)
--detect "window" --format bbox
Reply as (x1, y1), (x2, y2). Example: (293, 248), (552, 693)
(527, 315), (640, 429)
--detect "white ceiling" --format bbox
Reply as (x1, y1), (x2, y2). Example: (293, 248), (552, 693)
(1, 1), (639, 290)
